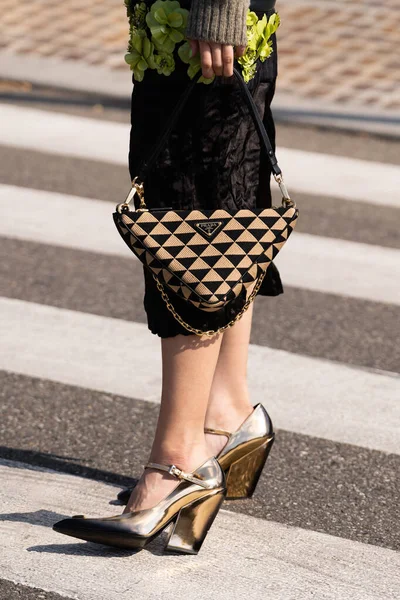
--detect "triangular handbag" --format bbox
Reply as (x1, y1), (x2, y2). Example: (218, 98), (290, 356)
(113, 67), (299, 336)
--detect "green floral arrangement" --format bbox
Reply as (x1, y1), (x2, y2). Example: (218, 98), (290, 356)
(238, 11), (280, 83)
(124, 0), (280, 84)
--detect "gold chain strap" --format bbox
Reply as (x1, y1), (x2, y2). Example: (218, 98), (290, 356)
(153, 269), (267, 338)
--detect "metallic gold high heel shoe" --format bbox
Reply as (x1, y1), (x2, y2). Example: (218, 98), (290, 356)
(210, 403), (274, 499)
(117, 404), (274, 504)
(53, 457), (226, 555)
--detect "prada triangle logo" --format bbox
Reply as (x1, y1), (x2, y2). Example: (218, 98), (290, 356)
(194, 221), (223, 238)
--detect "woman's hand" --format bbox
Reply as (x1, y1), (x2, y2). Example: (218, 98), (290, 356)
(188, 40), (246, 78)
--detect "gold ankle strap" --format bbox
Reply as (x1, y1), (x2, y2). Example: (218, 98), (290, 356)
(144, 462), (213, 489)
(204, 427), (231, 437)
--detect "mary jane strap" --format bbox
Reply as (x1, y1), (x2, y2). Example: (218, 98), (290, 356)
(204, 427), (231, 437)
(144, 462), (213, 489)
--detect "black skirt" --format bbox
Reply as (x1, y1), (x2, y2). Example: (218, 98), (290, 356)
(128, 6), (283, 338)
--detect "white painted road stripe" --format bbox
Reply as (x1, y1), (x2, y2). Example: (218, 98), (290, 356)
(1, 103), (400, 208)
(0, 103), (130, 166)
(277, 146), (400, 208)
(1, 459), (398, 600)
(279, 231), (400, 305)
(1, 297), (399, 454)
(1, 184), (399, 306)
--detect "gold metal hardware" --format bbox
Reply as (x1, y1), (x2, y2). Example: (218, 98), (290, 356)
(153, 269), (267, 338)
(169, 464), (182, 477)
(194, 221), (223, 237)
(274, 173), (295, 208)
(116, 176), (148, 214)
(144, 461), (213, 488)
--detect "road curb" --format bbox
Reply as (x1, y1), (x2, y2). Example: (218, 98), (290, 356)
(274, 92), (400, 138)
(0, 51), (132, 99)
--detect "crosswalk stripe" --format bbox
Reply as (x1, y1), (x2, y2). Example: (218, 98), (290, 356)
(277, 146), (400, 208)
(1, 102), (400, 208)
(0, 103), (129, 166)
(1, 458), (398, 600)
(1, 184), (399, 306)
(281, 231), (400, 305)
(1, 297), (398, 454)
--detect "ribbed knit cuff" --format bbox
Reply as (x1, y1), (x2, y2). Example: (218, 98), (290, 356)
(186, 0), (250, 47)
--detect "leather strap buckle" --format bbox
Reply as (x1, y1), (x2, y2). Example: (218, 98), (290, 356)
(145, 461), (213, 489)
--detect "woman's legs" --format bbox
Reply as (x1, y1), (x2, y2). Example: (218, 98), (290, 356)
(125, 332), (223, 512)
(125, 302), (255, 512)
(205, 305), (255, 457)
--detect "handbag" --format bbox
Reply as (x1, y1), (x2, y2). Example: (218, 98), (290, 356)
(113, 67), (298, 336)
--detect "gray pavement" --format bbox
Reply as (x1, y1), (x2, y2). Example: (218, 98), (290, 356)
(0, 89), (399, 599)
(0, 580), (69, 600)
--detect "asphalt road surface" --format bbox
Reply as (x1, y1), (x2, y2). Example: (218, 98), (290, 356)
(0, 85), (399, 600)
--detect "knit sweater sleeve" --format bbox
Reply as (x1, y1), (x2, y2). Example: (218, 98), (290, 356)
(185, 0), (250, 47)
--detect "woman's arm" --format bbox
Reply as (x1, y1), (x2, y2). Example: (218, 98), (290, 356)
(186, 0), (249, 78)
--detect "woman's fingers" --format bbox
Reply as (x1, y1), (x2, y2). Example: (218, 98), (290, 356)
(235, 45), (246, 58)
(199, 41), (214, 79)
(199, 41), (236, 78)
(210, 42), (223, 76)
(222, 44), (234, 77)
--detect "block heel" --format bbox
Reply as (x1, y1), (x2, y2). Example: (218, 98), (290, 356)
(166, 489), (226, 554)
(225, 434), (275, 499)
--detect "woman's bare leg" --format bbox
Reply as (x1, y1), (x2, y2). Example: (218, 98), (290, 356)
(205, 305), (255, 457)
(125, 332), (223, 512)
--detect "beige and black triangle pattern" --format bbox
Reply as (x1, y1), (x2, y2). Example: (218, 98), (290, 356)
(114, 206), (298, 311)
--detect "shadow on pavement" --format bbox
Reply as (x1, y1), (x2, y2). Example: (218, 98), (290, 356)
(27, 534), (179, 557)
(0, 88), (130, 111)
(0, 509), (69, 527)
(0, 446), (138, 490)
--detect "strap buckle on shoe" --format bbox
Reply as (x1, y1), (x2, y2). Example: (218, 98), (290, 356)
(168, 464), (183, 478)
(145, 462), (213, 489)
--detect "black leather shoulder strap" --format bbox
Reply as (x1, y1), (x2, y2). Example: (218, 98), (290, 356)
(137, 66), (282, 180)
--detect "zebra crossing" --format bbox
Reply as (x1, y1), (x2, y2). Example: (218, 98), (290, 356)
(0, 100), (399, 600)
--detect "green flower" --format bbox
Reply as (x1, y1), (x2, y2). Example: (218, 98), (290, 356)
(265, 12), (281, 38)
(125, 30), (156, 82)
(125, 1), (148, 28)
(146, 0), (189, 53)
(256, 13), (280, 61)
(178, 42), (215, 85)
(154, 51), (175, 76)
(246, 11), (258, 27)
(238, 11), (280, 82)
(125, 2), (148, 53)
(240, 63), (257, 83)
